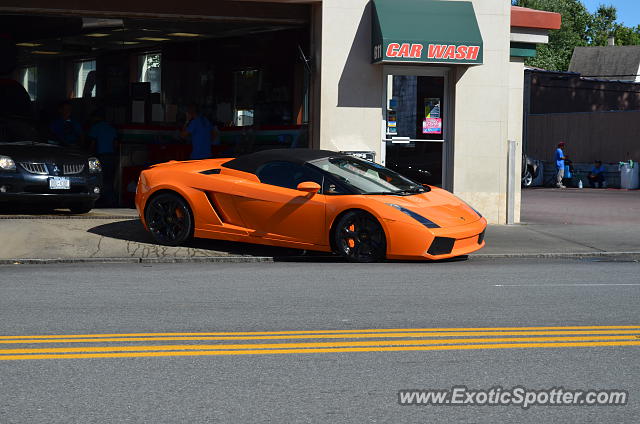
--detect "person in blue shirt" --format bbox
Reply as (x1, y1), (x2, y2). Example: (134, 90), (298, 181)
(588, 160), (606, 188)
(88, 108), (118, 206)
(181, 105), (219, 160)
(50, 101), (83, 147)
(555, 141), (567, 188)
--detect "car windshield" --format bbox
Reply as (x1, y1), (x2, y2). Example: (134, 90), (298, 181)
(310, 156), (428, 195)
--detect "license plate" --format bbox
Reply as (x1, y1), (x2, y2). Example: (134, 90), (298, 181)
(49, 177), (70, 190)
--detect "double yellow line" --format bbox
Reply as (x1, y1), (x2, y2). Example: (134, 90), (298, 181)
(0, 325), (639, 361)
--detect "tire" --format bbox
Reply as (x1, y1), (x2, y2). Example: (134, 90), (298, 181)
(333, 210), (386, 263)
(69, 202), (94, 214)
(522, 169), (533, 187)
(144, 192), (194, 246)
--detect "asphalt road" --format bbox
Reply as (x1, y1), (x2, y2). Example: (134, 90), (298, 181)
(0, 258), (639, 423)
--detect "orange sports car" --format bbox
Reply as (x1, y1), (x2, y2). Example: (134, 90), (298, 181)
(135, 149), (487, 262)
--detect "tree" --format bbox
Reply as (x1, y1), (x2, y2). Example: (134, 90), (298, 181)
(512, 0), (640, 71)
(614, 24), (640, 45)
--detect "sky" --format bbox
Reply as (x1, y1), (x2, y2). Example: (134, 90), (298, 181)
(582, 0), (640, 27)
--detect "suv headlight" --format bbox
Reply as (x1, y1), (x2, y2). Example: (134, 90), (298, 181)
(0, 155), (16, 171)
(88, 157), (102, 173)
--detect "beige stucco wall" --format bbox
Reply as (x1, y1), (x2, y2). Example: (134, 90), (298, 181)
(449, 0), (512, 224)
(316, 0), (522, 224)
(316, 0), (383, 157)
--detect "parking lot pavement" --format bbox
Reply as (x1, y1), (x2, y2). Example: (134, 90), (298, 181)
(521, 188), (640, 225)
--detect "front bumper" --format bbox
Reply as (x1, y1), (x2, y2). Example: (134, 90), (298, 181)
(0, 171), (101, 205)
(384, 217), (487, 260)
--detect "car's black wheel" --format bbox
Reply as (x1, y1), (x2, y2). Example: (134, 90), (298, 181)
(145, 192), (193, 246)
(69, 202), (94, 214)
(333, 210), (386, 263)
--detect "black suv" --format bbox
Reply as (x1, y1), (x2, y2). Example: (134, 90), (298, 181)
(0, 116), (102, 213)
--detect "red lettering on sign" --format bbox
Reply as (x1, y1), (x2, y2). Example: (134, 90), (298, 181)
(409, 44), (423, 58)
(428, 44), (447, 59)
(455, 45), (468, 60)
(386, 43), (400, 57)
(398, 43), (410, 57)
(467, 45), (480, 60)
(444, 45), (456, 59)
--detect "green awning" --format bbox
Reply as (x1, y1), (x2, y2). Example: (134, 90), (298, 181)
(372, 0), (483, 65)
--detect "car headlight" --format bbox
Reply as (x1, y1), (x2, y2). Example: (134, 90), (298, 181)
(88, 157), (102, 173)
(387, 203), (440, 228)
(0, 155), (16, 171)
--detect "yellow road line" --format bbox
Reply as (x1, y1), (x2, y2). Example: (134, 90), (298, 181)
(2, 330), (640, 344)
(1, 341), (639, 361)
(1, 335), (638, 355)
(1, 325), (638, 339)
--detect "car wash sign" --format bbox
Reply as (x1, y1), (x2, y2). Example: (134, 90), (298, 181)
(372, 0), (484, 65)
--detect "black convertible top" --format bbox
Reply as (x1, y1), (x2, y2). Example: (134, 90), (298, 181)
(223, 148), (345, 174)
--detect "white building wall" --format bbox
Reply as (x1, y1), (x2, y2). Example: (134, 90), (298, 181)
(316, 0), (520, 224)
(317, 0), (383, 158)
(450, 0), (512, 224)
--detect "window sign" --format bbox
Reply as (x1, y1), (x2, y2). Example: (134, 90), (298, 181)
(422, 97), (441, 135)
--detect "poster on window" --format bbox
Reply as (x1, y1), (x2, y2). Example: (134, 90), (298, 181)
(423, 97), (442, 134)
(422, 117), (442, 134)
(424, 98), (441, 118)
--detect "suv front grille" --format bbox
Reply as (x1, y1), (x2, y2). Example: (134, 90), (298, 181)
(63, 163), (85, 175)
(20, 162), (48, 175)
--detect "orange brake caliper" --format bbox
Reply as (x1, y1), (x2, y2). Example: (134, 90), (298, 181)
(347, 224), (356, 248)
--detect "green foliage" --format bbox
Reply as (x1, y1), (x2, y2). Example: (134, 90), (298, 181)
(512, 0), (640, 71)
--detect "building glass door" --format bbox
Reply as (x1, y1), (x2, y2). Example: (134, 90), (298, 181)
(382, 67), (449, 187)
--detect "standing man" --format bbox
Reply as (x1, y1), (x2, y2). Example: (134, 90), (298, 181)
(555, 141), (567, 189)
(50, 101), (83, 147)
(181, 105), (218, 160)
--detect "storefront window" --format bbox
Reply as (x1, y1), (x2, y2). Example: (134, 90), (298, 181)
(234, 69), (259, 126)
(19, 66), (37, 101)
(73, 60), (96, 98)
(138, 53), (161, 94)
(385, 74), (446, 187)
(386, 76), (444, 141)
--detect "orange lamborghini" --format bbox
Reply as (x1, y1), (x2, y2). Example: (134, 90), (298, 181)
(135, 149), (487, 262)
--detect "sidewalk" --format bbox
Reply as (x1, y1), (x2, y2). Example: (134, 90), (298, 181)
(1, 188), (639, 264)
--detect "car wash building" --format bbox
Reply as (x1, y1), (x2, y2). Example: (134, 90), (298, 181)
(0, 0), (559, 223)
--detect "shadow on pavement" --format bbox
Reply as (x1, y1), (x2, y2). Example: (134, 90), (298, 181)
(87, 219), (336, 261)
(86, 219), (463, 264)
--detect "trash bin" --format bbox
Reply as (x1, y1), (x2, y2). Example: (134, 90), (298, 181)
(619, 161), (639, 189)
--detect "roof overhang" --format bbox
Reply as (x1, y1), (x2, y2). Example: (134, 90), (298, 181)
(372, 0), (483, 65)
(510, 6), (561, 59)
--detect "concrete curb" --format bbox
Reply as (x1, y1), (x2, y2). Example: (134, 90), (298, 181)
(473, 251), (640, 260)
(0, 256), (275, 265)
(2, 251), (640, 265)
(0, 216), (136, 220)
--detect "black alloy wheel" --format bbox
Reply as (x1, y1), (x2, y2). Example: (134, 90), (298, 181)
(145, 192), (193, 246)
(333, 211), (386, 263)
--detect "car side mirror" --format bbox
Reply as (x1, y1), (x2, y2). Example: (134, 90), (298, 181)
(297, 181), (321, 194)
